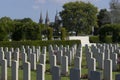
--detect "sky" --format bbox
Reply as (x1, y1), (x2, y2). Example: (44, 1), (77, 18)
(0, 0), (111, 23)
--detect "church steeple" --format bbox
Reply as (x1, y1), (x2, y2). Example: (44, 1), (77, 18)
(45, 11), (50, 26)
(55, 10), (59, 24)
(39, 12), (43, 24)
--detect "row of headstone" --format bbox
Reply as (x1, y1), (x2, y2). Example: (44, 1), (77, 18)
(1, 59), (120, 80)
(0, 59), (45, 80)
(85, 43), (120, 80)
(0, 46), (41, 67)
(85, 44), (118, 71)
(0, 44), (81, 76)
(0, 44), (81, 78)
(48, 44), (82, 76)
(0, 43), (120, 80)
(88, 59), (113, 80)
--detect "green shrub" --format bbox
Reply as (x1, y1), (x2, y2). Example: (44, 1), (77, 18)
(60, 28), (66, 40)
(105, 36), (112, 43)
(47, 27), (53, 40)
(89, 36), (99, 43)
(0, 40), (81, 48)
(99, 24), (120, 43)
(89, 36), (112, 43)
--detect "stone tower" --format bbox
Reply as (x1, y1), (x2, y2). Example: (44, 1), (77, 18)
(55, 11), (59, 24)
(39, 12), (43, 24)
(45, 11), (50, 26)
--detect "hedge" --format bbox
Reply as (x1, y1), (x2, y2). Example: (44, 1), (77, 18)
(89, 36), (112, 43)
(89, 36), (99, 43)
(104, 36), (112, 43)
(0, 40), (81, 48)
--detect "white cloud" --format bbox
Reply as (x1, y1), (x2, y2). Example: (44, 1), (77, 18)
(33, 0), (45, 10)
(32, 5), (40, 9)
(34, 0), (46, 4)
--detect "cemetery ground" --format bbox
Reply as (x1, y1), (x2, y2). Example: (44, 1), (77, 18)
(0, 47), (120, 80)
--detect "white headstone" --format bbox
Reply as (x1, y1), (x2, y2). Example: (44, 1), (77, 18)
(30, 53), (36, 70)
(37, 64), (45, 80)
(88, 58), (96, 79)
(104, 59), (112, 80)
(61, 56), (68, 76)
(23, 62), (31, 80)
(115, 74), (120, 80)
(40, 54), (46, 72)
(22, 53), (27, 64)
(1, 59), (7, 80)
(70, 68), (80, 80)
(52, 66), (61, 80)
(74, 57), (81, 77)
(111, 53), (117, 71)
(50, 55), (56, 72)
(12, 60), (18, 80)
(0, 51), (5, 65)
(90, 71), (101, 80)
(6, 51), (12, 67)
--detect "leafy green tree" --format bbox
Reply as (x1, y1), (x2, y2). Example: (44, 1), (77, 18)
(12, 18), (42, 41)
(60, 1), (98, 35)
(99, 24), (120, 43)
(0, 28), (8, 41)
(93, 9), (111, 35)
(0, 16), (14, 41)
(97, 9), (111, 27)
(11, 21), (24, 41)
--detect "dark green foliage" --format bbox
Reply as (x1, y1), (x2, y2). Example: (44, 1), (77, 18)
(0, 32), (8, 41)
(60, 1), (98, 35)
(0, 40), (81, 48)
(99, 24), (120, 43)
(47, 27), (53, 40)
(60, 28), (66, 40)
(97, 9), (111, 27)
(0, 17), (44, 41)
(0, 17), (14, 41)
(89, 36), (112, 43)
(105, 36), (112, 43)
(89, 36), (99, 43)
(12, 19), (42, 41)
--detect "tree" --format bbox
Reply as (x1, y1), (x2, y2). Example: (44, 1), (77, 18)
(60, 1), (98, 35)
(97, 9), (111, 27)
(93, 9), (111, 35)
(0, 16), (14, 41)
(12, 18), (42, 41)
(99, 24), (120, 43)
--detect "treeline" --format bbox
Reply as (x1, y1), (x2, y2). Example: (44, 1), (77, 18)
(0, 17), (45, 41)
(0, 17), (67, 41)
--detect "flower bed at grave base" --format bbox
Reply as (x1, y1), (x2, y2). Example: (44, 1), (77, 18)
(0, 40), (81, 48)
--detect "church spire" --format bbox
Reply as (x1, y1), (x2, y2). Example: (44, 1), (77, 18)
(55, 10), (59, 24)
(45, 11), (50, 26)
(39, 12), (43, 24)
